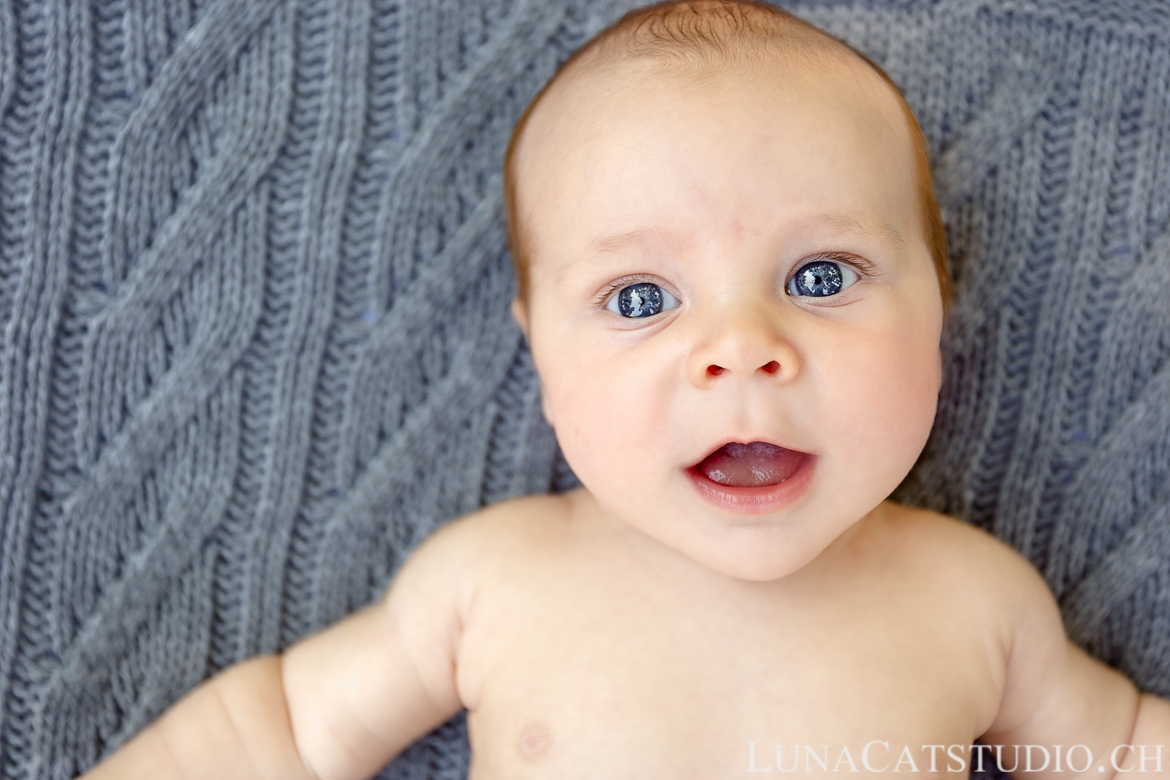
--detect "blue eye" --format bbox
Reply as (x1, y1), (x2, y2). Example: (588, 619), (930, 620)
(786, 260), (859, 298)
(605, 282), (680, 319)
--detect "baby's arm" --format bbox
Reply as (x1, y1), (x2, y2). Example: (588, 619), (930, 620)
(80, 513), (479, 780)
(981, 554), (1170, 778)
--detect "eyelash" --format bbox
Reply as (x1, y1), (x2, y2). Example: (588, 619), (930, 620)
(593, 252), (877, 308)
(592, 274), (672, 308)
(786, 251), (876, 287)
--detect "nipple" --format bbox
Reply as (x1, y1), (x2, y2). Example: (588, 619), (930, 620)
(517, 721), (553, 760)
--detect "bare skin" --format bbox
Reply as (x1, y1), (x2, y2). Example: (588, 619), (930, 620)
(82, 43), (1170, 780)
(83, 492), (1170, 780)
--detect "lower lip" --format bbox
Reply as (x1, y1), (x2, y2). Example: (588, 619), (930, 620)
(685, 453), (817, 515)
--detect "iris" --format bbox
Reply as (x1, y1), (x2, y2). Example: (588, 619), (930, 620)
(788, 260), (848, 297)
(618, 283), (662, 317)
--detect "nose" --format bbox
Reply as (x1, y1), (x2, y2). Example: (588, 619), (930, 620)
(686, 303), (800, 387)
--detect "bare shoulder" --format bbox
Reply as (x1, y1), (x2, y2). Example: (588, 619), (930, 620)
(383, 491), (575, 611)
(369, 492), (575, 709)
(876, 501), (1051, 601)
(380, 492), (578, 710)
(873, 503), (1067, 734)
(408, 491), (575, 570)
(874, 504), (1058, 651)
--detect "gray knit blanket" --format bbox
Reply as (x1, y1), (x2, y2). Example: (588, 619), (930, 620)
(0, 0), (1167, 777)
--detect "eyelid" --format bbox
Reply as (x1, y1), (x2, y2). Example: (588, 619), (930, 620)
(792, 251), (876, 278)
(592, 274), (680, 309)
(785, 252), (874, 292)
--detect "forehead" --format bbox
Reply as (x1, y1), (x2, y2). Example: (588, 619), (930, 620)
(514, 53), (919, 269)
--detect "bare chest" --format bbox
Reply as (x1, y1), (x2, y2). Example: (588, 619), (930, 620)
(457, 553), (995, 780)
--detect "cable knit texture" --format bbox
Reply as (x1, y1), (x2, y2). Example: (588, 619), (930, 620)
(0, 0), (1166, 777)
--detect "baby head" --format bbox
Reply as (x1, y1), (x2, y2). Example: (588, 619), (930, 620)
(506, 0), (949, 306)
(505, 0), (948, 582)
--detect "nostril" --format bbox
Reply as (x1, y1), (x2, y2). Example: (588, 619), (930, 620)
(761, 361), (780, 374)
(707, 365), (725, 377)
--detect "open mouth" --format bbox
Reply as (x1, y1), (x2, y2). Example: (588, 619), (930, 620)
(687, 441), (815, 513)
(693, 441), (806, 487)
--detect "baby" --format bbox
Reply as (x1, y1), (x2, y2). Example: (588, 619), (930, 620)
(83, 1), (1170, 779)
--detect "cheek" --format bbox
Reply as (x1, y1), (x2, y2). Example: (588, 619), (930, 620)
(844, 288), (944, 449)
(540, 342), (674, 491)
(822, 328), (940, 471)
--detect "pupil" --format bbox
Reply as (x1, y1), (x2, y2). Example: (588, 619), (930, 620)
(618, 283), (663, 318)
(797, 262), (842, 296)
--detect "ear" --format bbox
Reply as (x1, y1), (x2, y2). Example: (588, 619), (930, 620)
(511, 297), (554, 426)
(539, 389), (555, 427)
(510, 297), (529, 338)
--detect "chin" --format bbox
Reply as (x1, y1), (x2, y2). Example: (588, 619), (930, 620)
(686, 540), (823, 582)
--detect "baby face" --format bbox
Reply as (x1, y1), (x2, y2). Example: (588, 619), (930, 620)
(512, 55), (944, 582)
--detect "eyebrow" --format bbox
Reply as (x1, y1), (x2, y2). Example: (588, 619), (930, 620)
(805, 213), (906, 249)
(585, 226), (667, 257)
(581, 214), (904, 261)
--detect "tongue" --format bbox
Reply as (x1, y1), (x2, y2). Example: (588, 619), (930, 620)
(697, 442), (805, 488)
